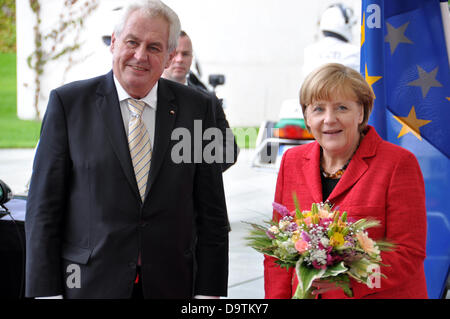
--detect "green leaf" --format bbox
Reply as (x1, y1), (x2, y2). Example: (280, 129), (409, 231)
(292, 191), (301, 211)
(333, 211), (340, 223)
(352, 218), (380, 231)
(295, 208), (303, 220)
(322, 261), (348, 278)
(311, 202), (318, 215)
(293, 261), (354, 298)
(293, 258), (325, 299)
(275, 259), (297, 270)
(376, 240), (396, 251)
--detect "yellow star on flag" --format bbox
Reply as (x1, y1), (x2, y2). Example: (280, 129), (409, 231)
(365, 64), (382, 98)
(361, 12), (365, 48)
(393, 106), (431, 141)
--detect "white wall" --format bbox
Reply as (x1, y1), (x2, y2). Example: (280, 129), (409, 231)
(16, 0), (361, 126)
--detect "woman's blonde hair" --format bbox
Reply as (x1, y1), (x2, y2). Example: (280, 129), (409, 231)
(300, 63), (375, 132)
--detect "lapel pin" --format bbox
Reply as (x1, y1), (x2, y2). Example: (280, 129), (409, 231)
(170, 110), (175, 115)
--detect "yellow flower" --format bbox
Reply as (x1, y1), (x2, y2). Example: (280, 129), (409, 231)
(330, 232), (345, 247)
(291, 230), (300, 243)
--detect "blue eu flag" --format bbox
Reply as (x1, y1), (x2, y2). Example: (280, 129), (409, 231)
(361, 0), (450, 298)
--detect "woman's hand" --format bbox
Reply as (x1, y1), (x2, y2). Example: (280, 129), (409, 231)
(310, 279), (352, 296)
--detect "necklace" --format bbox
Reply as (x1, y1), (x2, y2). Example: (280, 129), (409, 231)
(320, 161), (350, 179)
(320, 133), (364, 179)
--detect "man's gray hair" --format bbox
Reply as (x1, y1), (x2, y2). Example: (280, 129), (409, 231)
(114, 0), (181, 52)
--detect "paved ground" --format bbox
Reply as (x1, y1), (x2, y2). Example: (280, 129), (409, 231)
(0, 148), (277, 299)
(223, 150), (278, 299)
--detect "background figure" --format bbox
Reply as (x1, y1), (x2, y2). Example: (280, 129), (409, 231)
(162, 30), (195, 85)
(163, 30), (239, 172)
(25, 0), (229, 299)
(265, 63), (428, 298)
(301, 3), (360, 81)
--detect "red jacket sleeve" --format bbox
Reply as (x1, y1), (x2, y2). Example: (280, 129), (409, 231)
(351, 150), (428, 298)
(264, 152), (295, 299)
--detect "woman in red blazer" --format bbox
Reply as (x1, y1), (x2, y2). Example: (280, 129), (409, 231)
(264, 63), (428, 299)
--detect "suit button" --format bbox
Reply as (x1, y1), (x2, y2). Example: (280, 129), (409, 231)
(139, 221), (148, 227)
(128, 262), (136, 269)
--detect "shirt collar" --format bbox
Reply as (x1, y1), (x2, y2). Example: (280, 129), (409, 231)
(113, 75), (157, 109)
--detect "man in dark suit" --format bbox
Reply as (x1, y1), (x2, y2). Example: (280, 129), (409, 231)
(25, 0), (229, 299)
(162, 31), (239, 172)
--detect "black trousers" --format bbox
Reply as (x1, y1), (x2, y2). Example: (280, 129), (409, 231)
(131, 267), (143, 299)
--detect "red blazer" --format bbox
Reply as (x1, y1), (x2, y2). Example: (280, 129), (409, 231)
(264, 126), (428, 299)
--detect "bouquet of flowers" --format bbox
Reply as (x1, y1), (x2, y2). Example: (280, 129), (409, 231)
(246, 195), (394, 298)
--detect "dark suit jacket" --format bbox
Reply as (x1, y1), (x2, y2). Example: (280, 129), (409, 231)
(25, 72), (229, 299)
(264, 126), (428, 299)
(187, 74), (239, 172)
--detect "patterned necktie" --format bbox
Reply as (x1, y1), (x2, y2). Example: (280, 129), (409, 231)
(127, 99), (152, 201)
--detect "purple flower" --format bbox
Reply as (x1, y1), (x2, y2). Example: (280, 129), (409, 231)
(347, 217), (356, 223)
(286, 222), (298, 232)
(326, 253), (344, 266)
(272, 202), (291, 218)
(265, 230), (276, 239)
(326, 253), (334, 265)
(344, 242), (353, 248)
(301, 231), (311, 242)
